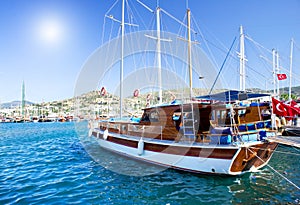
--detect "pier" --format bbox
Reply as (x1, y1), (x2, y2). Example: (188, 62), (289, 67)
(269, 135), (300, 149)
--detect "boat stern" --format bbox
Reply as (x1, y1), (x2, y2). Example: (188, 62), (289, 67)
(229, 141), (278, 175)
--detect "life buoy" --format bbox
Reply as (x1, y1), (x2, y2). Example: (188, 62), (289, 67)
(100, 87), (107, 96)
(133, 89), (139, 97)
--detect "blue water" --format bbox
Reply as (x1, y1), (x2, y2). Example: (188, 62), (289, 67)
(0, 122), (299, 204)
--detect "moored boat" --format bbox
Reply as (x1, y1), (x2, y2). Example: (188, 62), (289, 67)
(87, 0), (278, 176)
(90, 95), (278, 175)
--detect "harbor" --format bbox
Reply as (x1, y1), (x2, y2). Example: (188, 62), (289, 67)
(0, 121), (299, 204)
(1, 0), (300, 204)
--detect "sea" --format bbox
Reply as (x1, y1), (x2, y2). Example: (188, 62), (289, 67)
(0, 122), (299, 205)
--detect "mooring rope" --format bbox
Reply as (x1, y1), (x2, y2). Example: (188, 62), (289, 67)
(247, 148), (300, 190)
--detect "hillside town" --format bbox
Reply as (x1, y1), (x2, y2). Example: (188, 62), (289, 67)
(1, 86), (299, 123)
(0, 90), (148, 123)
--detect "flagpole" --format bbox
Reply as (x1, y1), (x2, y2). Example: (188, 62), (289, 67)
(272, 49), (276, 97)
(276, 51), (280, 98)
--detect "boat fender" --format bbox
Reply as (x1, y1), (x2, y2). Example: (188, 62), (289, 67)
(103, 129), (109, 140)
(281, 117), (287, 126)
(137, 137), (144, 156)
(97, 132), (101, 138)
(275, 117), (281, 128)
(88, 129), (93, 137)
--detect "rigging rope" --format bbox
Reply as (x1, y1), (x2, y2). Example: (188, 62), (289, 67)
(247, 148), (300, 190)
(209, 37), (237, 94)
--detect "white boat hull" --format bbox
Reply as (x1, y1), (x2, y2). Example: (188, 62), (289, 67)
(96, 135), (234, 174)
(89, 128), (278, 175)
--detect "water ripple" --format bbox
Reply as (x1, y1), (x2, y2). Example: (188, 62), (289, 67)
(0, 122), (299, 204)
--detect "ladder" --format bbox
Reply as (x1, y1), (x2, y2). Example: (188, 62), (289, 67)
(181, 103), (196, 142)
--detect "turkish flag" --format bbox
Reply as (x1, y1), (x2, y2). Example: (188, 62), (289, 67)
(272, 97), (287, 117)
(277, 73), (287, 80)
(272, 99), (300, 120)
(290, 100), (300, 115)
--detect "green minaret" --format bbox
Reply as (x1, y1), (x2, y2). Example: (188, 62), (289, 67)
(21, 81), (25, 118)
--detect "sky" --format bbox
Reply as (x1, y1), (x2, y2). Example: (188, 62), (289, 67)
(0, 0), (300, 103)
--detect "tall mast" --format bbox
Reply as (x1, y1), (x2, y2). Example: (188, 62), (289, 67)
(187, 9), (193, 99)
(156, 7), (162, 104)
(272, 49), (276, 96)
(120, 0), (125, 118)
(289, 38), (293, 101)
(239, 25), (246, 92)
(276, 51), (280, 97)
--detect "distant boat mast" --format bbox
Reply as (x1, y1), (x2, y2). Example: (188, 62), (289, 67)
(21, 81), (25, 118)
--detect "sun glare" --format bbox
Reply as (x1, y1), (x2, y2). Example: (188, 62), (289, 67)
(38, 19), (63, 44)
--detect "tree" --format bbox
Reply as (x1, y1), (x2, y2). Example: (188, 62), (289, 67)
(280, 93), (298, 101)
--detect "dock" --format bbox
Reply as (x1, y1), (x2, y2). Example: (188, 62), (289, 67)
(269, 136), (300, 149)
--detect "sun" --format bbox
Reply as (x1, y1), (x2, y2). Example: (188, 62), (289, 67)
(38, 19), (63, 44)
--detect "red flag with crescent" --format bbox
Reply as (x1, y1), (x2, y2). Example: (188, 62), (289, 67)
(290, 100), (300, 111)
(277, 73), (287, 80)
(290, 100), (300, 115)
(272, 97), (287, 117)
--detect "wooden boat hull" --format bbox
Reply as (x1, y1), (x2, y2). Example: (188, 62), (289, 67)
(91, 128), (278, 175)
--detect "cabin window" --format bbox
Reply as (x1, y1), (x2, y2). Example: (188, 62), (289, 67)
(238, 109), (246, 116)
(141, 112), (150, 122)
(149, 110), (159, 122)
(210, 110), (216, 121)
(213, 110), (227, 125)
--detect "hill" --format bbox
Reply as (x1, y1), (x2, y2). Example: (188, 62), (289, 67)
(1, 101), (35, 109)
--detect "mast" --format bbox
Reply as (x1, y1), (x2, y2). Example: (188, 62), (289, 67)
(120, 0), (125, 118)
(187, 9), (193, 99)
(272, 49), (276, 96)
(239, 25), (246, 92)
(21, 81), (25, 118)
(276, 51), (280, 98)
(289, 38), (293, 101)
(156, 7), (162, 104)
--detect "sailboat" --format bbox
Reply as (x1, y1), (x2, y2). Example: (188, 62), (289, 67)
(89, 1), (279, 175)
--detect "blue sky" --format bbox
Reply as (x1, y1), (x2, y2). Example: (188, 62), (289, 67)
(0, 0), (299, 103)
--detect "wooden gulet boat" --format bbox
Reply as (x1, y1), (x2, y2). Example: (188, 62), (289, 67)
(89, 1), (278, 176)
(90, 99), (278, 175)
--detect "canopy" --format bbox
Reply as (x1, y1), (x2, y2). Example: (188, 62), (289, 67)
(196, 90), (270, 102)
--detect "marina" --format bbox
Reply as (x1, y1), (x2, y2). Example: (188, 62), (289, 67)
(84, 0), (299, 178)
(0, 0), (300, 204)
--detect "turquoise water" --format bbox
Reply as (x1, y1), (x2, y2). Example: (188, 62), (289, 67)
(0, 122), (299, 204)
